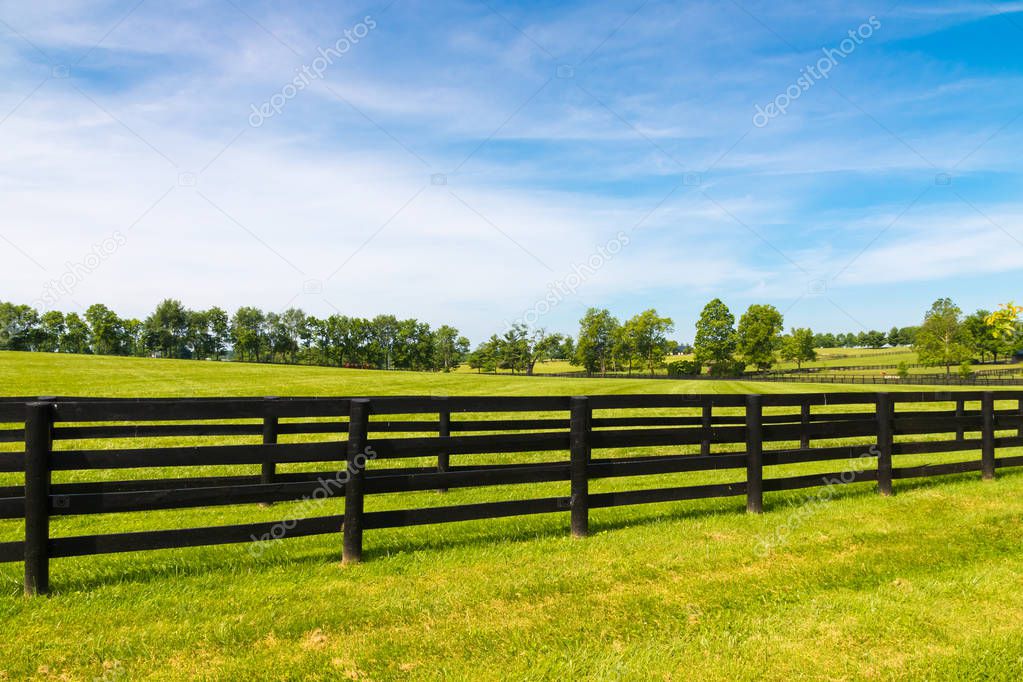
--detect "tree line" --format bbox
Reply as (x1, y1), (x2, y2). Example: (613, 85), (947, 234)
(0, 300), (471, 372)
(1, 297), (1017, 377)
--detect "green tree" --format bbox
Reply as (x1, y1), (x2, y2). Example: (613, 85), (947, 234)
(433, 325), (468, 372)
(231, 307), (266, 362)
(144, 299), (189, 358)
(369, 314), (400, 369)
(122, 318), (145, 357)
(207, 307), (230, 360)
(780, 327), (817, 369)
(693, 299), (737, 374)
(392, 319), (435, 371)
(963, 310), (1008, 363)
(914, 298), (972, 376)
(85, 303), (125, 355)
(863, 330), (887, 348)
(468, 336), (500, 373)
(958, 361), (974, 380)
(887, 327), (903, 347)
(611, 324), (636, 374)
(185, 309), (210, 360)
(37, 310), (65, 353)
(574, 308), (619, 375)
(62, 313), (91, 354)
(0, 303), (41, 351)
(736, 304), (784, 372)
(623, 309), (674, 375)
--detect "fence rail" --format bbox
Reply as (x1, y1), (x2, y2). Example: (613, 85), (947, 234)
(1, 392), (1022, 594)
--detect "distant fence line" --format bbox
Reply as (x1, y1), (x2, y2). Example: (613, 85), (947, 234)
(764, 364), (1020, 376)
(0, 391), (1022, 595)
(531, 371), (1023, 386)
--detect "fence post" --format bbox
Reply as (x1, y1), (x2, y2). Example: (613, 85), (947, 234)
(260, 397), (279, 506)
(745, 394), (763, 514)
(24, 400), (54, 596)
(876, 393), (893, 497)
(800, 399), (811, 449)
(700, 402), (712, 456)
(955, 398), (965, 442)
(981, 392), (995, 481)
(569, 396), (591, 538)
(343, 398), (370, 564)
(437, 398), (450, 493)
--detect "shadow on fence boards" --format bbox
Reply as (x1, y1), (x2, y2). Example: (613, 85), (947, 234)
(0, 391), (1022, 595)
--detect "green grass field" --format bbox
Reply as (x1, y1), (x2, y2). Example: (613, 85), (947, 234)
(1, 351), (1022, 680)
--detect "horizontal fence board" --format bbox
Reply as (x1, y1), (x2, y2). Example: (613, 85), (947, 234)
(0, 453), (26, 473)
(590, 426), (745, 449)
(450, 418), (568, 431)
(763, 444), (880, 466)
(364, 496), (568, 528)
(995, 455), (1023, 468)
(893, 439), (983, 455)
(763, 419), (878, 442)
(894, 415), (982, 435)
(589, 395), (735, 409)
(0, 540), (23, 563)
(0, 496), (23, 518)
(52, 478), (350, 515)
(589, 481), (746, 507)
(47, 514), (345, 558)
(53, 399), (352, 422)
(892, 460), (984, 479)
(51, 441), (342, 470)
(368, 432), (570, 459)
(368, 396), (571, 415)
(762, 469), (878, 492)
(54, 423), (265, 440)
(365, 463), (570, 494)
(588, 453), (747, 478)
(0, 428), (24, 442)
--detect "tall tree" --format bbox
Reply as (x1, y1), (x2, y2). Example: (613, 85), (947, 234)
(122, 318), (145, 357)
(780, 327), (817, 369)
(231, 307), (266, 362)
(915, 298), (971, 376)
(624, 309), (674, 375)
(694, 299), (737, 373)
(963, 311), (998, 363)
(434, 325), (469, 372)
(144, 299), (189, 358)
(37, 310), (65, 353)
(0, 303), (41, 351)
(62, 313), (91, 354)
(370, 314), (400, 369)
(574, 308), (619, 375)
(85, 303), (125, 356)
(736, 304), (784, 372)
(207, 307), (231, 360)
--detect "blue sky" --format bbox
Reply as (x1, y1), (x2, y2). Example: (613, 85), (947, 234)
(1, 0), (1022, 342)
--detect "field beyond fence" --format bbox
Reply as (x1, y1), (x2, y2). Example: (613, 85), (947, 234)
(1, 391), (1022, 595)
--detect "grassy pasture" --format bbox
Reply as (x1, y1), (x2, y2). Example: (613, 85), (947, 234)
(1, 351), (1022, 680)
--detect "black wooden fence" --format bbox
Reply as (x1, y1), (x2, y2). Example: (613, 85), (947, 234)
(1, 392), (1022, 595)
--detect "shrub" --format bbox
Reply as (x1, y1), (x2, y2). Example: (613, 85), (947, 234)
(667, 359), (702, 376)
(958, 361), (974, 380)
(709, 360), (746, 377)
